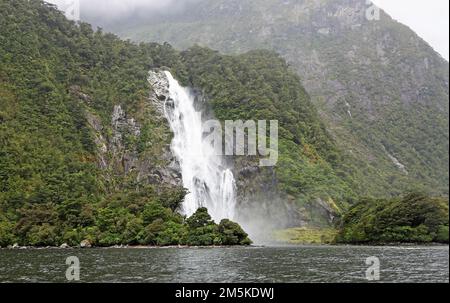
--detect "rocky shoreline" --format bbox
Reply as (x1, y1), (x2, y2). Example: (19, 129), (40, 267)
(2, 242), (448, 250)
(1, 244), (265, 250)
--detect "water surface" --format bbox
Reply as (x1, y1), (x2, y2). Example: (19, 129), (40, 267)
(0, 245), (448, 283)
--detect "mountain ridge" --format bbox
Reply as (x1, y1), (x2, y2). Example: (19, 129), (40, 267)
(102, 0), (449, 197)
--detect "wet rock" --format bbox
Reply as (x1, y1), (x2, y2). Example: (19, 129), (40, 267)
(60, 243), (70, 249)
(315, 198), (339, 225)
(78, 69), (182, 197)
(238, 166), (260, 178)
(148, 69), (170, 115)
(80, 240), (92, 248)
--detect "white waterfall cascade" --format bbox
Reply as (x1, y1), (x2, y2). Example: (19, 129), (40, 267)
(163, 71), (237, 222)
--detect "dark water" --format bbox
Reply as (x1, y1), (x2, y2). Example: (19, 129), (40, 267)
(0, 245), (448, 283)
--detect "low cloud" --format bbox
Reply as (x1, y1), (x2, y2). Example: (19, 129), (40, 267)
(48, 0), (198, 25)
(78, 0), (178, 19)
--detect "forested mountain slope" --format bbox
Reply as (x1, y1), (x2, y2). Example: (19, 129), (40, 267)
(0, 0), (358, 245)
(106, 0), (450, 197)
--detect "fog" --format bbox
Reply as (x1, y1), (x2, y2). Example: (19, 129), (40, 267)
(47, 0), (449, 60)
(372, 0), (449, 61)
(49, 0), (190, 16)
(48, 0), (197, 27)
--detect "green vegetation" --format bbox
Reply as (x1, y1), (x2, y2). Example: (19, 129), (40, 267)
(274, 227), (338, 245)
(337, 192), (449, 244)
(0, 0), (358, 244)
(0, 0), (166, 246)
(185, 208), (252, 246)
(0, 1), (447, 247)
(0, 0), (253, 247)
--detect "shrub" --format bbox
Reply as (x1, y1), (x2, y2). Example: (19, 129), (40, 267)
(156, 222), (187, 246)
(27, 224), (58, 246)
(218, 219), (252, 245)
(435, 225), (449, 243)
(0, 220), (15, 247)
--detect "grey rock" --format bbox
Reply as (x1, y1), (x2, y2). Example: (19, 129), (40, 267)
(148, 69), (170, 115)
(80, 240), (92, 248)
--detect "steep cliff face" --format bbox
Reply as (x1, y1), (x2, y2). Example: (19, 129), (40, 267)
(69, 81), (182, 191)
(1, 0), (348, 243)
(107, 0), (450, 197)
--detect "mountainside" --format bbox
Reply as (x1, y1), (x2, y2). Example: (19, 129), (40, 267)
(179, 47), (355, 232)
(106, 0), (450, 197)
(0, 0), (357, 246)
(0, 0), (189, 246)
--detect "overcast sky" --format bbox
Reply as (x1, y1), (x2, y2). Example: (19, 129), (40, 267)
(48, 0), (449, 60)
(372, 0), (449, 60)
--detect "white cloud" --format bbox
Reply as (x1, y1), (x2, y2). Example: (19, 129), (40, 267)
(372, 0), (449, 60)
(48, 0), (192, 19)
(77, 0), (174, 18)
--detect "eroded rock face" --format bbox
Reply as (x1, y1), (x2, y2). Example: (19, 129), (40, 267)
(110, 104), (140, 175)
(147, 70), (183, 187)
(69, 71), (182, 191)
(148, 69), (171, 115)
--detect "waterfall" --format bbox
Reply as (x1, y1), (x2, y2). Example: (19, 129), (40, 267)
(163, 71), (237, 222)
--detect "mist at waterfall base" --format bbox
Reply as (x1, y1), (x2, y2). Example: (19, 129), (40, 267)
(162, 71), (284, 243)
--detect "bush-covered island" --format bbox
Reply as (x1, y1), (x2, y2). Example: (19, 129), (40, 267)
(1, 200), (252, 247)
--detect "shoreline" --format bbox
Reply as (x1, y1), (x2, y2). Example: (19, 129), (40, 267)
(1, 243), (448, 250)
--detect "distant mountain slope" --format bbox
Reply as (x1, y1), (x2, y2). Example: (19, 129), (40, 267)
(106, 0), (450, 197)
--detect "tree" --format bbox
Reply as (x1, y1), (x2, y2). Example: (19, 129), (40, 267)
(218, 219), (252, 245)
(186, 207), (214, 229)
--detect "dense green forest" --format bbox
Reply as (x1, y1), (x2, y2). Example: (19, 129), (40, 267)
(0, 0), (348, 246)
(337, 192), (449, 244)
(0, 0), (252, 247)
(0, 0), (448, 246)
